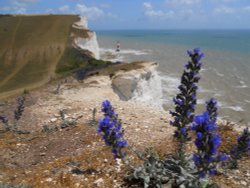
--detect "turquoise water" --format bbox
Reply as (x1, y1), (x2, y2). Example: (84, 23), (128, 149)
(97, 30), (250, 126)
(97, 30), (250, 55)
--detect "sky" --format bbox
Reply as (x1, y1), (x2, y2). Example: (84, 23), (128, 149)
(0, 0), (250, 30)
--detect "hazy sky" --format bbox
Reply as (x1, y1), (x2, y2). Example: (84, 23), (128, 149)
(0, 0), (250, 29)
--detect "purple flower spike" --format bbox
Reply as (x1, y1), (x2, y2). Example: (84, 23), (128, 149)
(98, 100), (127, 159)
(194, 48), (200, 54)
(230, 127), (250, 168)
(14, 96), (25, 121)
(191, 98), (226, 179)
(170, 48), (204, 147)
(187, 50), (193, 56)
(0, 115), (8, 124)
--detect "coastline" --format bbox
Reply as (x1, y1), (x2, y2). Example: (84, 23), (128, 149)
(0, 61), (249, 187)
(98, 33), (250, 127)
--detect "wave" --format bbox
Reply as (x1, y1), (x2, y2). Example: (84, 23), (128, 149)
(234, 80), (248, 88)
(218, 101), (245, 112)
(100, 48), (150, 62)
(225, 106), (244, 112)
(131, 69), (164, 109)
(213, 68), (224, 77)
(100, 48), (150, 55)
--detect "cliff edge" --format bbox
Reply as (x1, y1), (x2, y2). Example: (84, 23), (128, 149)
(0, 15), (103, 98)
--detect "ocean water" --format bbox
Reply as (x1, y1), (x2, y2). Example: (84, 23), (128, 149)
(96, 30), (250, 126)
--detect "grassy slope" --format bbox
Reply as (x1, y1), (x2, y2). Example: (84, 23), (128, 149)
(0, 15), (85, 98)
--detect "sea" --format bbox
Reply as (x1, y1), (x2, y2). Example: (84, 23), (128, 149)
(96, 30), (250, 126)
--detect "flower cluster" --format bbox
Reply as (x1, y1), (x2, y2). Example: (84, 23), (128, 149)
(14, 96), (25, 121)
(0, 115), (8, 124)
(97, 100), (127, 159)
(170, 48), (204, 147)
(0, 96), (26, 132)
(191, 102), (227, 178)
(206, 98), (218, 124)
(230, 127), (250, 168)
(0, 115), (9, 131)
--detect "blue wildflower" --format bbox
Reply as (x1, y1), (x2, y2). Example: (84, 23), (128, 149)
(193, 154), (201, 165)
(14, 96), (25, 121)
(191, 99), (225, 178)
(204, 155), (213, 163)
(206, 98), (218, 124)
(210, 134), (221, 148)
(208, 169), (216, 176)
(170, 48), (204, 156)
(218, 153), (228, 161)
(0, 115), (8, 124)
(193, 48), (200, 53)
(195, 139), (202, 148)
(197, 132), (203, 140)
(230, 127), (250, 168)
(199, 172), (206, 179)
(205, 123), (215, 132)
(194, 112), (209, 125)
(98, 100), (127, 159)
(180, 127), (187, 134)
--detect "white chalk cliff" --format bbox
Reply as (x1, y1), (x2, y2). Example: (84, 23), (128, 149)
(112, 62), (163, 109)
(72, 16), (100, 59)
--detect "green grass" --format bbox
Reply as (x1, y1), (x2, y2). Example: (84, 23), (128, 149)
(55, 46), (90, 74)
(56, 46), (112, 77)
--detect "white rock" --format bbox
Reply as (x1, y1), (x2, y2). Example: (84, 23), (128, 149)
(73, 16), (88, 29)
(74, 32), (100, 59)
(50, 118), (57, 122)
(64, 114), (70, 119)
(240, 181), (247, 186)
(75, 183), (80, 187)
(94, 178), (104, 186)
(45, 178), (53, 182)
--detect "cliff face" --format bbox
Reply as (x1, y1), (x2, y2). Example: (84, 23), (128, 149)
(0, 15), (101, 98)
(71, 16), (100, 59)
(111, 62), (163, 108)
(0, 15), (79, 97)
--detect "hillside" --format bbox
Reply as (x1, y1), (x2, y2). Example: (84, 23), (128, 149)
(0, 15), (107, 98)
